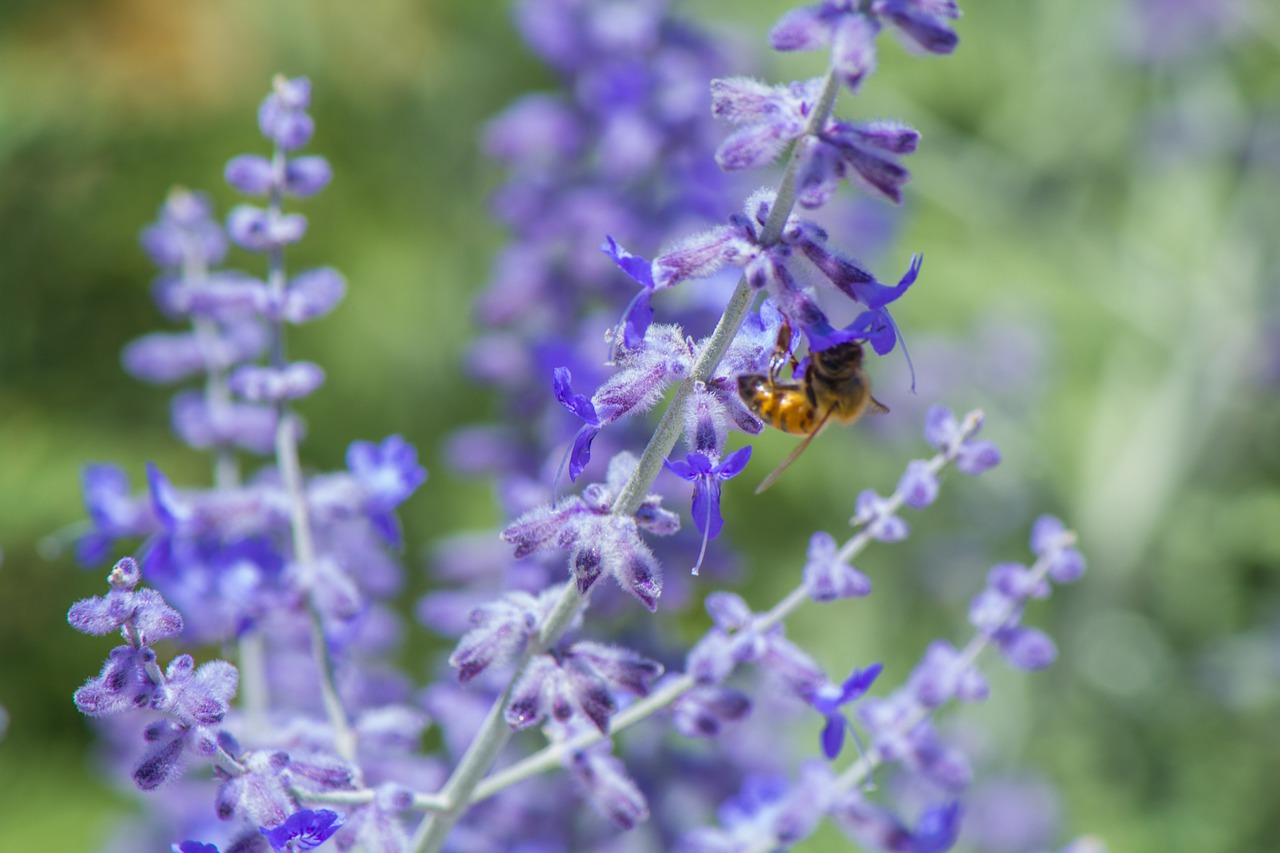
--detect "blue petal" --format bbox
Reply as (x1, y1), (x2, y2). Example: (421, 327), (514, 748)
(602, 236), (656, 289)
(691, 479), (724, 539)
(820, 713), (846, 759)
(553, 367), (600, 425)
(568, 425), (601, 482)
(714, 445), (753, 479)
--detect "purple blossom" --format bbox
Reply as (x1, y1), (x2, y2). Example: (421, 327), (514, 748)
(122, 323), (269, 385)
(567, 745), (649, 829)
(664, 446), (752, 574)
(669, 684), (752, 738)
(501, 453), (678, 610)
(832, 792), (963, 853)
(770, 2), (960, 92)
(78, 465), (159, 564)
(228, 361), (325, 403)
(173, 842), (220, 853)
(907, 640), (989, 707)
(553, 367), (603, 482)
(141, 190), (228, 268)
(345, 434), (428, 546)
(602, 236), (660, 348)
(226, 205), (308, 252)
(709, 77), (822, 170)
(506, 642), (662, 734)
(852, 489), (909, 541)
(257, 76), (316, 151)
(797, 119), (920, 207)
(923, 406), (1001, 474)
(803, 251), (920, 387)
(259, 808), (344, 851)
(1030, 515), (1086, 583)
(812, 662), (883, 758)
(448, 590), (546, 683)
(802, 530), (871, 601)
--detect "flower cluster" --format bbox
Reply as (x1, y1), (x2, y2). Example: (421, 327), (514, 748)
(65, 2), (1104, 853)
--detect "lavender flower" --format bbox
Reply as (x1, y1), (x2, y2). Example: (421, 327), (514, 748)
(664, 446), (752, 574)
(259, 809), (344, 852)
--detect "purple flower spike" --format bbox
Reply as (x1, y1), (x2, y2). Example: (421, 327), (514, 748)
(553, 367), (602, 482)
(602, 236), (658, 348)
(812, 662), (883, 759)
(260, 808), (344, 851)
(664, 446), (752, 575)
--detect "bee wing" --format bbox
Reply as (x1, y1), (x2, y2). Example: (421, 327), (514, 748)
(755, 406), (838, 494)
(867, 396), (889, 415)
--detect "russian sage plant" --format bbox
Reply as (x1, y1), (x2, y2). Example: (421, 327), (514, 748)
(67, 2), (1100, 852)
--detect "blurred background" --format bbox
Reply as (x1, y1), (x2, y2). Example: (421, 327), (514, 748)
(1, 0), (1278, 850)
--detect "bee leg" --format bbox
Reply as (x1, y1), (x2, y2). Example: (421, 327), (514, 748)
(768, 321), (799, 382)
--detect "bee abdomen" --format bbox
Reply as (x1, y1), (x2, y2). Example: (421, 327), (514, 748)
(738, 375), (816, 434)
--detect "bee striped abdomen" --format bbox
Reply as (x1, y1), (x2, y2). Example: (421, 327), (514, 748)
(737, 375), (818, 434)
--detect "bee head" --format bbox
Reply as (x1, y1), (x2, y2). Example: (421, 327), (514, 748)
(811, 341), (864, 379)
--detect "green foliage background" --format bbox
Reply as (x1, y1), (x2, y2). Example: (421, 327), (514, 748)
(1, 0), (1277, 850)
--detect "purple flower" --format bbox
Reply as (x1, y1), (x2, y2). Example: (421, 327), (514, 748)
(1030, 515), (1085, 583)
(770, 2), (960, 92)
(260, 808), (344, 851)
(804, 252), (921, 387)
(852, 489), (909, 541)
(567, 745), (649, 829)
(226, 205), (308, 252)
(448, 590), (551, 683)
(669, 684), (752, 738)
(346, 435), (428, 546)
(173, 842), (220, 853)
(501, 453), (678, 610)
(812, 662), (883, 758)
(257, 76), (316, 151)
(141, 190), (228, 268)
(802, 530), (871, 601)
(602, 236), (659, 348)
(664, 446), (752, 574)
(553, 366), (603, 482)
(907, 640), (989, 707)
(923, 406), (1001, 474)
(898, 459), (939, 509)
(228, 362), (325, 403)
(709, 77), (822, 170)
(78, 465), (158, 564)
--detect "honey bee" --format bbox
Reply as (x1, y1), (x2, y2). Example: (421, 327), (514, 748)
(738, 323), (888, 493)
